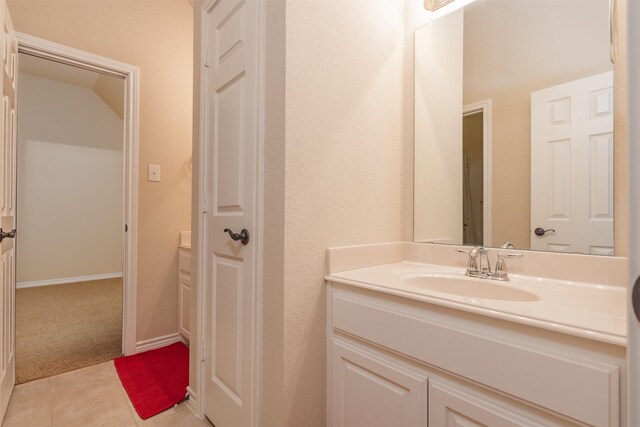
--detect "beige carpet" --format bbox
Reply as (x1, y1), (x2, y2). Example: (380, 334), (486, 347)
(16, 278), (123, 384)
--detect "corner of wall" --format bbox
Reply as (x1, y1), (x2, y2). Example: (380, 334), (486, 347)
(189, 0), (204, 412)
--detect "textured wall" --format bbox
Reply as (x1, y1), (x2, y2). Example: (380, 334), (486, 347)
(17, 73), (123, 283)
(414, 10), (463, 244)
(9, 0), (193, 342)
(283, 0), (405, 424)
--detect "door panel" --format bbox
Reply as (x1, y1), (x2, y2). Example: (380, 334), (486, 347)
(531, 71), (614, 254)
(331, 340), (427, 427)
(203, 0), (260, 425)
(428, 380), (546, 427)
(0, 0), (16, 422)
(212, 256), (242, 400)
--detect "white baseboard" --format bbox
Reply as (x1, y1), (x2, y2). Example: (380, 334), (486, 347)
(185, 386), (200, 417)
(16, 272), (123, 289)
(135, 332), (183, 353)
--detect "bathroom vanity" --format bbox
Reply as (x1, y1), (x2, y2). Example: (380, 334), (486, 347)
(325, 243), (626, 427)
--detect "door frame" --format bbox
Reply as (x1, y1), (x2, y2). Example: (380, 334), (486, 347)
(192, 0), (266, 422)
(627, 1), (640, 424)
(16, 33), (140, 356)
(463, 99), (492, 246)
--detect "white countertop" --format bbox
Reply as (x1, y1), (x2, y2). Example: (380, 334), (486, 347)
(326, 261), (626, 346)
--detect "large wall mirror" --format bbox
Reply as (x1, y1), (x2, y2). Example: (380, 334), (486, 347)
(414, 0), (616, 255)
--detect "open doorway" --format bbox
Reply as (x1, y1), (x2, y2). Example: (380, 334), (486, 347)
(15, 53), (125, 383)
(462, 110), (484, 245)
(462, 100), (492, 246)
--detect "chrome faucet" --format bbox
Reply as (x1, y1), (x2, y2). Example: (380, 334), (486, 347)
(457, 246), (523, 281)
(457, 246), (491, 278)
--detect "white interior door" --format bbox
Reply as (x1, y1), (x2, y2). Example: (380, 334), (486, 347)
(0, 0), (17, 422)
(531, 71), (614, 255)
(202, 0), (261, 425)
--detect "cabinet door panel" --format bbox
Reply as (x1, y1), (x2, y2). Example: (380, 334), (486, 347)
(429, 380), (552, 427)
(179, 276), (190, 340)
(331, 339), (427, 427)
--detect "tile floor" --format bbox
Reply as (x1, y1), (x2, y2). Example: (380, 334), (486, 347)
(1, 361), (213, 427)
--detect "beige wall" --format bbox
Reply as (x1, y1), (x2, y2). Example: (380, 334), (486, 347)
(414, 9), (463, 244)
(403, 2), (431, 242)
(93, 74), (124, 120)
(9, 0), (193, 342)
(262, 0), (286, 425)
(283, 1), (404, 425)
(17, 73), (123, 284)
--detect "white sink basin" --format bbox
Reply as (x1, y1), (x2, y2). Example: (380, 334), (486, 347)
(326, 261), (626, 344)
(404, 275), (540, 302)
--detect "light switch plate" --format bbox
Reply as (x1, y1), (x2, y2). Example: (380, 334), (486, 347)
(148, 164), (160, 182)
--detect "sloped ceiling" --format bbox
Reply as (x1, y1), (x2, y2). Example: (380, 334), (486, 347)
(18, 53), (124, 119)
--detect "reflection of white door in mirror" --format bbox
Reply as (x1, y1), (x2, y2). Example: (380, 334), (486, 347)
(531, 71), (614, 255)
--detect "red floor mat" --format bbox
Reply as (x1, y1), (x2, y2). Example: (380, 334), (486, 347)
(114, 342), (189, 420)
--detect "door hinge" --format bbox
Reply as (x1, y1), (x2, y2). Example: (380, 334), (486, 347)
(200, 341), (206, 361)
(202, 193), (208, 214)
(204, 48), (210, 68)
(125, 224), (128, 233)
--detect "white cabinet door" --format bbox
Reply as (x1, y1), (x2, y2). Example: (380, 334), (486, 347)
(531, 71), (614, 255)
(0, 0), (16, 423)
(429, 380), (551, 427)
(178, 248), (190, 341)
(330, 339), (427, 427)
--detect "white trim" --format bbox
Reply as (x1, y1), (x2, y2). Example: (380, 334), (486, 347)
(135, 333), (183, 353)
(254, 1), (265, 425)
(627, 2), (640, 424)
(17, 32), (139, 356)
(194, 4), (209, 418)
(185, 386), (199, 418)
(17, 272), (123, 289)
(463, 99), (492, 246)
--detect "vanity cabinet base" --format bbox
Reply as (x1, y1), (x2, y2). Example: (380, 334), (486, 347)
(327, 283), (625, 427)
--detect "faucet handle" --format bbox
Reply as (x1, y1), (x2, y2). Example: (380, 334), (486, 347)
(493, 252), (523, 281)
(455, 248), (478, 275)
